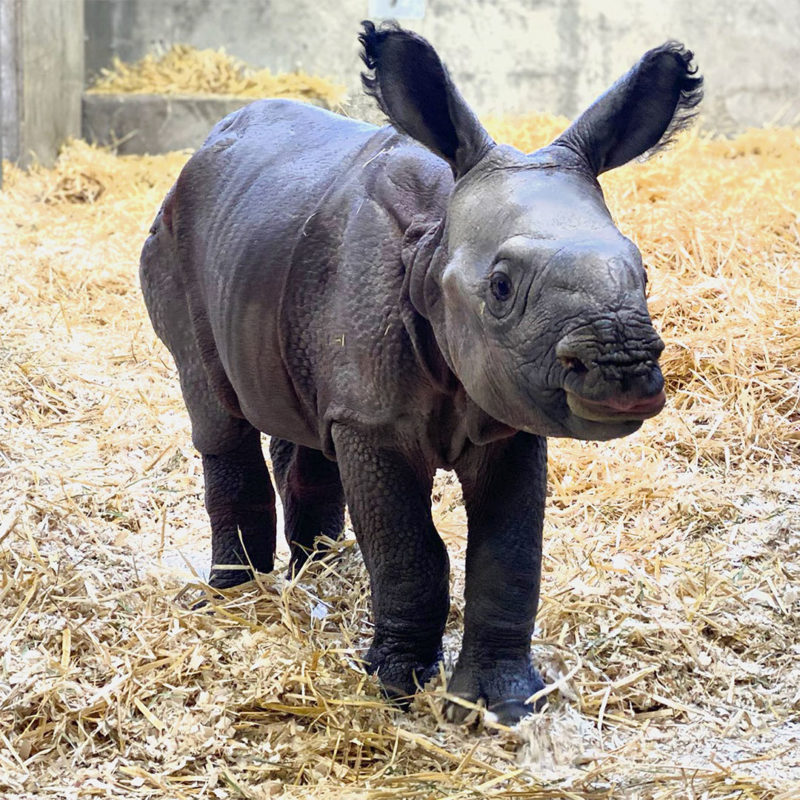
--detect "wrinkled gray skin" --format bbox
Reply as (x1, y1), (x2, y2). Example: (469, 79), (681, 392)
(141, 23), (702, 724)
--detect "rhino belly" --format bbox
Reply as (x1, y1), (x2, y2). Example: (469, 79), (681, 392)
(223, 293), (321, 449)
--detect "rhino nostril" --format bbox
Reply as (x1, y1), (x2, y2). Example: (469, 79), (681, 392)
(559, 355), (588, 374)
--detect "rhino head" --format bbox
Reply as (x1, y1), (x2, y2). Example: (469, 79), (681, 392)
(361, 22), (702, 442)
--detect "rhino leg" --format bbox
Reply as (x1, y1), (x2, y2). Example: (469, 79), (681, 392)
(203, 427), (277, 588)
(448, 432), (547, 725)
(331, 423), (449, 701)
(268, 438), (345, 573)
(140, 223), (276, 590)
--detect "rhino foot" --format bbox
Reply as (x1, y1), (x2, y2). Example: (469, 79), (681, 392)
(207, 565), (260, 590)
(445, 657), (545, 725)
(366, 640), (443, 704)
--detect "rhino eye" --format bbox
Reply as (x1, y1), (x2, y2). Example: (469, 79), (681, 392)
(490, 272), (513, 302)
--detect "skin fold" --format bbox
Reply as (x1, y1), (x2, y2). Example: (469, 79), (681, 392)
(140, 21), (702, 724)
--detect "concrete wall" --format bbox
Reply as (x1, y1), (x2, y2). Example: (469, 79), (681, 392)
(83, 0), (800, 133)
(1, 0), (84, 167)
(1, 0), (797, 168)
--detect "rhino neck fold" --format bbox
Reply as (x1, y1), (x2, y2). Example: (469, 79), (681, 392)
(402, 216), (443, 316)
(399, 217), (454, 394)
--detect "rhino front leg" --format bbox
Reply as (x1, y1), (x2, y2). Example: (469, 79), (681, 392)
(268, 438), (345, 573)
(331, 424), (449, 700)
(448, 432), (547, 724)
(203, 427), (277, 588)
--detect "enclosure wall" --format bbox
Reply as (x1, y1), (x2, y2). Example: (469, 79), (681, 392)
(0, 0), (83, 167)
(84, 0), (800, 133)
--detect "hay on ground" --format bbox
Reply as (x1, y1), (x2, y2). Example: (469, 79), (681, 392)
(0, 117), (798, 799)
(87, 44), (346, 106)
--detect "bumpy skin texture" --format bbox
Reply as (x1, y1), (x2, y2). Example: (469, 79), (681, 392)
(332, 424), (449, 697)
(140, 23), (701, 723)
(447, 432), (547, 720)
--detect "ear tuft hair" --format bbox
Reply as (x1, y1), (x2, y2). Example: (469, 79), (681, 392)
(553, 40), (704, 174)
(356, 20), (493, 177)
(358, 19), (458, 152)
(358, 20), (401, 120)
(639, 42), (704, 159)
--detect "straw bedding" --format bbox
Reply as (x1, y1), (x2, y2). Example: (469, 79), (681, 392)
(0, 114), (798, 799)
(87, 45), (345, 107)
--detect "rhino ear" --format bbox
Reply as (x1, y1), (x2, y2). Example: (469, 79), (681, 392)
(554, 42), (703, 175)
(359, 20), (494, 178)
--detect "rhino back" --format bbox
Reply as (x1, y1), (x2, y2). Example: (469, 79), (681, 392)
(157, 99), (452, 452)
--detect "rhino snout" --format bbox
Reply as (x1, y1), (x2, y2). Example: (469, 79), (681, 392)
(555, 327), (666, 423)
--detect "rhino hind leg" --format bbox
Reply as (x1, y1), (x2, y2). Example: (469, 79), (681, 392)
(140, 224), (276, 589)
(268, 438), (345, 573)
(203, 427), (277, 588)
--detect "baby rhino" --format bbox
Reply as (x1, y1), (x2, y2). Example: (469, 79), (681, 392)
(141, 22), (701, 723)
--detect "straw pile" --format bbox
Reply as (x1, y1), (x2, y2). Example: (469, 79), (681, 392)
(0, 114), (798, 800)
(87, 44), (345, 106)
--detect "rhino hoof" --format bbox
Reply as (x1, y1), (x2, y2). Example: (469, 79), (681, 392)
(366, 641), (442, 704)
(208, 569), (256, 590)
(444, 658), (545, 725)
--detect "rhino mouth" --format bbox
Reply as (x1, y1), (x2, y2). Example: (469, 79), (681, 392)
(564, 388), (666, 423)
